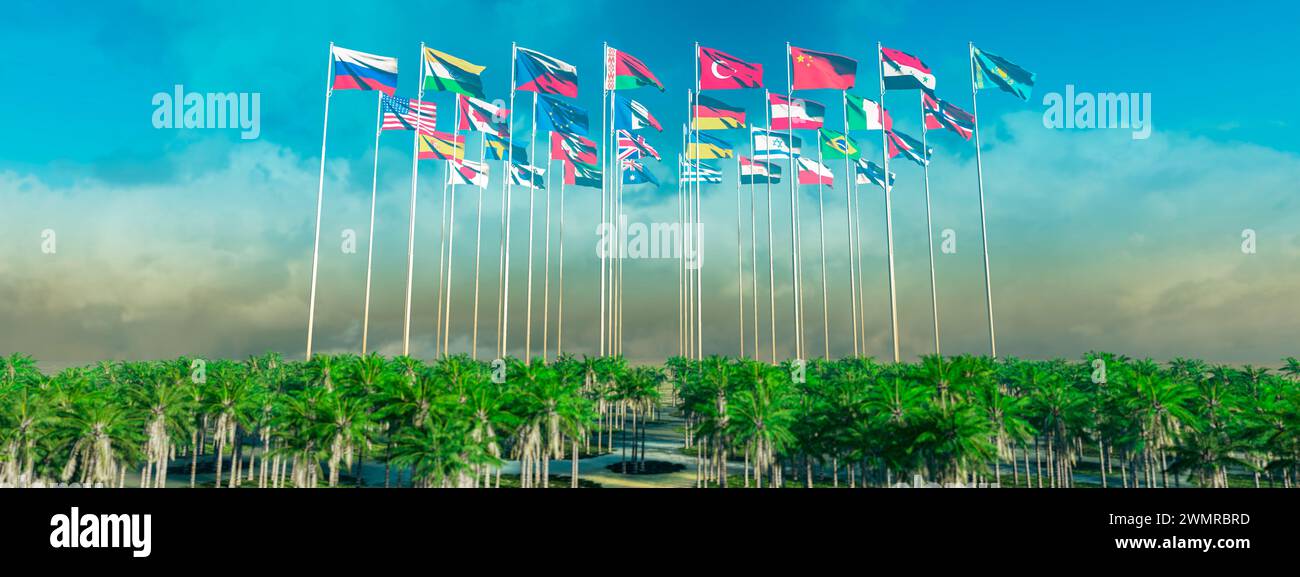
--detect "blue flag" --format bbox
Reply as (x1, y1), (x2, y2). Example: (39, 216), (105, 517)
(536, 94), (589, 136)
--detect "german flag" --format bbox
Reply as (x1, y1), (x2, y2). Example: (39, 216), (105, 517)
(791, 46), (856, 91)
(691, 94), (746, 130)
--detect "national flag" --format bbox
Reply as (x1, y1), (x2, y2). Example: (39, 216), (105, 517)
(923, 93), (975, 140)
(485, 134), (528, 163)
(550, 132), (597, 165)
(790, 46), (857, 90)
(614, 95), (663, 132)
(819, 128), (861, 159)
(447, 158), (489, 187)
(563, 160), (602, 188)
(605, 47), (664, 91)
(796, 158), (833, 185)
(880, 46), (936, 91)
(681, 160), (723, 183)
(886, 130), (932, 166)
(622, 160), (660, 186)
(617, 130), (660, 160)
(691, 94), (746, 130)
(686, 130), (733, 159)
(769, 93), (825, 130)
(536, 94), (589, 136)
(457, 95), (509, 137)
(845, 93), (892, 131)
(855, 158), (895, 189)
(381, 95), (437, 136)
(422, 47), (485, 99)
(515, 47), (578, 98)
(698, 46), (763, 90)
(751, 127), (802, 160)
(740, 157), (781, 185)
(509, 162), (546, 190)
(331, 46), (398, 95)
(418, 131), (465, 160)
(972, 46), (1035, 101)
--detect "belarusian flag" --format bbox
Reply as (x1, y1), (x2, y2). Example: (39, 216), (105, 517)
(790, 46), (857, 90)
(423, 47), (486, 99)
(845, 93), (892, 131)
(605, 47), (664, 91)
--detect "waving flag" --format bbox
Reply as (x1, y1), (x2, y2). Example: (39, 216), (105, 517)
(819, 128), (861, 159)
(751, 127), (802, 160)
(485, 134), (527, 163)
(791, 46), (857, 90)
(698, 46), (763, 89)
(509, 162), (546, 190)
(332, 46), (398, 95)
(457, 95), (509, 136)
(614, 95), (663, 132)
(516, 47), (578, 98)
(855, 158), (895, 189)
(422, 47), (485, 98)
(622, 160), (660, 186)
(887, 130), (932, 166)
(551, 132), (598, 165)
(617, 130), (661, 160)
(687, 131), (733, 159)
(681, 160), (723, 183)
(418, 131), (465, 160)
(381, 95), (437, 135)
(923, 93), (975, 140)
(796, 158), (834, 185)
(881, 46), (936, 91)
(845, 93), (892, 131)
(605, 47), (664, 91)
(563, 160), (602, 188)
(536, 94), (589, 136)
(740, 157), (781, 184)
(447, 158), (489, 187)
(691, 94), (746, 130)
(973, 46), (1035, 101)
(769, 93), (824, 130)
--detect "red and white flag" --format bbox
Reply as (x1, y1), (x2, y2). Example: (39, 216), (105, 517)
(769, 93), (825, 130)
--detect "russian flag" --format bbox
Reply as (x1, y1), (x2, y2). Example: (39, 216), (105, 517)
(332, 46), (399, 95)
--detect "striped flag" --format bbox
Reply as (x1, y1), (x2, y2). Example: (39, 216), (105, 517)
(881, 46), (936, 92)
(447, 158), (489, 187)
(563, 160), (602, 188)
(422, 47), (485, 99)
(923, 93), (975, 140)
(381, 95), (437, 135)
(740, 157), (781, 184)
(457, 95), (509, 137)
(751, 127), (802, 160)
(845, 93), (892, 131)
(485, 134), (528, 163)
(686, 130), (733, 159)
(551, 132), (598, 165)
(796, 158), (834, 185)
(331, 46), (398, 95)
(614, 95), (663, 132)
(516, 47), (578, 98)
(605, 47), (664, 91)
(691, 94), (746, 130)
(769, 93), (824, 130)
(855, 158), (895, 189)
(509, 162), (546, 189)
(681, 160), (723, 183)
(417, 131), (465, 160)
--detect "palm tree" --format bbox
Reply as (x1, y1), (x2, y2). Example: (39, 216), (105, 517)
(51, 391), (142, 486)
(128, 364), (193, 488)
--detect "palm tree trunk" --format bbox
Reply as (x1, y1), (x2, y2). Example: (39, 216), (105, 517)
(571, 440), (579, 488)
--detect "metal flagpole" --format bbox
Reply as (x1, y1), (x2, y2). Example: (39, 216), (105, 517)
(557, 162), (567, 357)
(524, 92), (539, 363)
(969, 42), (997, 358)
(307, 42), (335, 360)
(495, 133), (508, 356)
(436, 97), (461, 353)
(442, 164), (458, 356)
(501, 42), (518, 359)
(401, 42), (427, 357)
(617, 146), (625, 356)
(693, 45), (704, 360)
(854, 160), (867, 351)
(920, 92), (941, 357)
(748, 129), (759, 360)
(815, 131), (830, 359)
(472, 136), (486, 359)
(598, 44), (608, 357)
(877, 42), (901, 363)
(763, 97), (776, 361)
(361, 91), (382, 354)
(841, 92), (860, 357)
(676, 150), (684, 356)
(784, 43), (802, 360)
(542, 132), (553, 362)
(735, 153), (745, 357)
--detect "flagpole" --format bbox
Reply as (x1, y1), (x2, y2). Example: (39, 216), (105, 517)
(495, 136), (508, 357)
(692, 42), (701, 360)
(524, 91), (538, 363)
(920, 92), (941, 357)
(617, 146), (626, 356)
(969, 42), (997, 359)
(676, 150), (684, 357)
(599, 43), (609, 357)
(307, 42), (334, 360)
(472, 136), (486, 359)
(785, 43), (802, 361)
(841, 92), (860, 357)
(735, 152), (745, 357)
(361, 91), (382, 354)
(436, 97), (460, 354)
(815, 131), (830, 359)
(877, 42), (901, 363)
(747, 131), (759, 360)
(557, 162), (567, 357)
(442, 165), (458, 356)
(854, 160), (867, 351)
(763, 96), (776, 362)
(402, 42), (427, 358)
(542, 132), (554, 362)
(501, 42), (518, 359)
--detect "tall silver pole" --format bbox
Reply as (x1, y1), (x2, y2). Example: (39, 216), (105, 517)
(877, 42), (901, 363)
(361, 91), (382, 354)
(472, 137), (486, 359)
(815, 131), (830, 359)
(969, 42), (998, 358)
(763, 102), (776, 361)
(692, 43), (702, 360)
(785, 44), (802, 360)
(557, 166), (567, 356)
(542, 133), (554, 362)
(735, 153), (745, 357)
(841, 93), (859, 357)
(435, 97), (460, 353)
(442, 172), (458, 356)
(598, 45), (608, 356)
(307, 42), (335, 360)
(501, 42), (518, 359)
(920, 92), (941, 357)
(524, 92), (538, 363)
(401, 42), (428, 358)
(748, 131), (759, 360)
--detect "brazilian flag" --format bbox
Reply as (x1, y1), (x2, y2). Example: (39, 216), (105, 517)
(819, 128), (860, 160)
(972, 46), (1035, 101)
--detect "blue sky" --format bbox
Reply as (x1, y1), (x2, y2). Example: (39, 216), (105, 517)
(2, 0), (1299, 365)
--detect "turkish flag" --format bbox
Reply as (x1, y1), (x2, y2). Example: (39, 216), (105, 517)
(698, 46), (763, 90)
(790, 46), (857, 90)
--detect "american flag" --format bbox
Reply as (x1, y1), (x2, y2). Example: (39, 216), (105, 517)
(381, 95), (437, 135)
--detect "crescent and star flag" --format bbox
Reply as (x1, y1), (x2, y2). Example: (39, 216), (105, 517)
(751, 127), (802, 160)
(458, 95), (509, 137)
(605, 47), (664, 91)
(681, 160), (723, 183)
(855, 158), (895, 189)
(691, 94), (746, 130)
(422, 47), (486, 99)
(381, 95), (437, 136)
(614, 95), (663, 132)
(516, 47), (578, 98)
(973, 46), (1036, 101)
(551, 132), (598, 165)
(887, 129), (932, 166)
(485, 134), (528, 163)
(698, 46), (763, 89)
(418, 131), (466, 160)
(331, 46), (398, 95)
(819, 128), (861, 159)
(881, 46), (936, 92)
(740, 157), (781, 185)
(447, 158), (490, 187)
(845, 93), (892, 131)
(790, 46), (857, 90)
(617, 130), (661, 160)
(796, 158), (834, 185)
(536, 94), (589, 136)
(563, 160), (602, 188)
(509, 162), (546, 189)
(686, 130), (734, 159)
(622, 160), (660, 186)
(923, 93), (975, 140)
(769, 93), (825, 130)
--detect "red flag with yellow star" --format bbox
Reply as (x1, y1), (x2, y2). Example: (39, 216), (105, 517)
(790, 46), (857, 90)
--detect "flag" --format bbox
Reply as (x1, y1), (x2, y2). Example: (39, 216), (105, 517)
(751, 127), (802, 160)
(769, 93), (824, 130)
(845, 93), (892, 131)
(618, 130), (661, 160)
(691, 94), (746, 130)
(880, 46), (936, 91)
(515, 47), (578, 98)
(686, 130), (733, 159)
(422, 47), (485, 99)
(796, 158), (833, 185)
(614, 95), (663, 132)
(605, 47), (664, 91)
(790, 46), (857, 90)
(381, 95), (437, 136)
(681, 160), (723, 183)
(563, 160), (602, 188)
(855, 158), (895, 189)
(418, 131), (465, 160)
(740, 157), (781, 184)
(485, 134), (527, 163)
(887, 130), (932, 166)
(509, 162), (546, 190)
(923, 93), (975, 140)
(551, 132), (597, 165)
(819, 128), (860, 159)
(973, 46), (1035, 101)
(698, 46), (763, 89)
(622, 160), (660, 186)
(536, 94), (589, 136)
(331, 46), (398, 95)
(447, 158), (489, 187)
(457, 95), (509, 137)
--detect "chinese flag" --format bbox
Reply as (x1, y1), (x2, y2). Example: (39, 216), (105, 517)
(791, 46), (857, 90)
